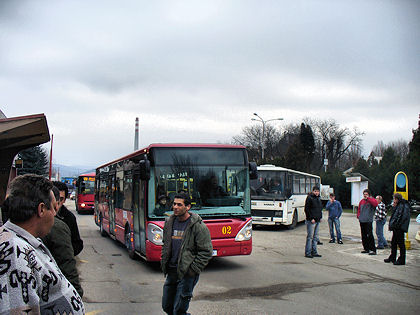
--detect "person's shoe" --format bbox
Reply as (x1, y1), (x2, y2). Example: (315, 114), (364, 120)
(329, 239), (335, 243)
(338, 240), (343, 244)
(317, 241), (323, 245)
(368, 251), (377, 255)
(383, 244), (389, 248)
(384, 257), (395, 263)
(376, 246), (384, 249)
(305, 254), (313, 258)
(361, 250), (369, 253)
(312, 253), (322, 257)
(393, 260), (405, 265)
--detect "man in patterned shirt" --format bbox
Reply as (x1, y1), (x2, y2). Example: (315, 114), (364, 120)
(374, 195), (388, 249)
(0, 174), (84, 314)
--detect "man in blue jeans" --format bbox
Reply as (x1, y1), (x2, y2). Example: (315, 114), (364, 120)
(161, 193), (213, 314)
(304, 186), (323, 258)
(374, 195), (388, 249)
(326, 193), (343, 244)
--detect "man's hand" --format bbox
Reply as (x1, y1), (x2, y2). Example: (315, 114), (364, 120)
(187, 268), (197, 278)
(311, 219), (315, 224)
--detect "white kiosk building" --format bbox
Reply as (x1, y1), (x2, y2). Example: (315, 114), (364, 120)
(346, 173), (372, 213)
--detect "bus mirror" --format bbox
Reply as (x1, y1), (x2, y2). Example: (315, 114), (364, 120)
(139, 159), (150, 180)
(285, 189), (292, 199)
(81, 183), (85, 192)
(249, 162), (258, 180)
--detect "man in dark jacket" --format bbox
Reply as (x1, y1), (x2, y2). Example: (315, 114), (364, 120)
(161, 193), (213, 315)
(42, 187), (84, 297)
(384, 193), (411, 265)
(357, 189), (378, 255)
(304, 186), (323, 258)
(53, 181), (84, 256)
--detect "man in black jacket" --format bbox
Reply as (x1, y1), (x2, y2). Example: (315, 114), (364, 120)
(42, 186), (83, 297)
(304, 186), (323, 258)
(53, 181), (84, 256)
(384, 193), (411, 265)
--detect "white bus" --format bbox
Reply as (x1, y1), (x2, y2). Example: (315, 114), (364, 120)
(251, 164), (321, 229)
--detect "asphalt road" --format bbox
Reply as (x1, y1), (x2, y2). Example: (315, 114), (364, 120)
(69, 201), (420, 315)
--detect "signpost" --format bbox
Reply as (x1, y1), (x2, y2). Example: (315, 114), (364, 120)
(393, 171), (410, 249)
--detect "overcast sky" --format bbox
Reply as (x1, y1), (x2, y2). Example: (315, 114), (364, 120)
(1, 0), (419, 167)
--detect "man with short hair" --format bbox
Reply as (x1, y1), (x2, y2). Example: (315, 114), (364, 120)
(384, 193), (411, 265)
(42, 186), (84, 297)
(357, 189), (378, 255)
(0, 174), (84, 314)
(304, 186), (323, 258)
(326, 193), (343, 244)
(53, 181), (84, 256)
(161, 193), (213, 315)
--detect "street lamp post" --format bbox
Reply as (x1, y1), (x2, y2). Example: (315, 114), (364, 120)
(251, 113), (283, 161)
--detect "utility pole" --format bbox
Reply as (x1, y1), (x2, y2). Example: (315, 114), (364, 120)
(251, 113), (283, 161)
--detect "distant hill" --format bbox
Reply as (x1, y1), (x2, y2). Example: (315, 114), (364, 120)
(53, 164), (95, 178)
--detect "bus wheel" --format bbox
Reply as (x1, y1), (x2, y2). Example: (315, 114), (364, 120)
(99, 215), (107, 237)
(125, 227), (136, 260)
(288, 210), (297, 230)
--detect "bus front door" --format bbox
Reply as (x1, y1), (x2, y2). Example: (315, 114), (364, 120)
(133, 174), (146, 256)
(109, 175), (116, 236)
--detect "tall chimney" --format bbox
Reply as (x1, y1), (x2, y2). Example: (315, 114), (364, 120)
(134, 117), (139, 151)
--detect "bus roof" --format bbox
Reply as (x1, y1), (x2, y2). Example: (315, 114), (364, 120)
(79, 172), (95, 177)
(257, 164), (320, 178)
(96, 143), (247, 169)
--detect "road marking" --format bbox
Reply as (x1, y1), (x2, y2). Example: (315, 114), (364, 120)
(86, 310), (103, 315)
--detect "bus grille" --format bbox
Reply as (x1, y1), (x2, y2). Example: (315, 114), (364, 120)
(251, 210), (282, 217)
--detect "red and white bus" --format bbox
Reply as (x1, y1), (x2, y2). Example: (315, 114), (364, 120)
(94, 143), (257, 261)
(75, 172), (95, 214)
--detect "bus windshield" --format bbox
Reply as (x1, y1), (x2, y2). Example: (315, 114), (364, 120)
(251, 170), (286, 200)
(149, 148), (250, 219)
(79, 177), (95, 194)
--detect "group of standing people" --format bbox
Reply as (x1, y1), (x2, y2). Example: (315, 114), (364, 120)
(0, 174), (212, 315)
(304, 187), (411, 266)
(304, 186), (344, 258)
(0, 174), (85, 314)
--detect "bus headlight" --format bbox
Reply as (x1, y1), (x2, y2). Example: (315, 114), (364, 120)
(147, 223), (163, 245)
(81, 203), (86, 207)
(235, 220), (252, 242)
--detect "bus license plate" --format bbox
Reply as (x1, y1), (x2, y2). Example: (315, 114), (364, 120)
(212, 250), (218, 256)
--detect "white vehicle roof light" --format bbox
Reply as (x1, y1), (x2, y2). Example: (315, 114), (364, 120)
(235, 220), (252, 241)
(147, 223), (163, 246)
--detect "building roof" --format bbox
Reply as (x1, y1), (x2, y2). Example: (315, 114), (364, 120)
(0, 113), (50, 203)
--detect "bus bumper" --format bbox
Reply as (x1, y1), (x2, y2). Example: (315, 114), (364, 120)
(144, 239), (252, 261)
(145, 241), (163, 262)
(211, 238), (252, 256)
(252, 217), (285, 225)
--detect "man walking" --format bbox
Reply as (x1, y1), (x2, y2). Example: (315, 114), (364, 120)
(304, 186), (323, 258)
(0, 174), (84, 314)
(326, 193), (343, 244)
(161, 193), (213, 315)
(357, 189), (378, 255)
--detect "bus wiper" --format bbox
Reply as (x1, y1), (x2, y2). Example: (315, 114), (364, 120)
(211, 213), (247, 221)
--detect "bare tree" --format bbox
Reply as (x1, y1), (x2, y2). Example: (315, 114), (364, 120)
(371, 139), (408, 159)
(304, 118), (365, 170)
(232, 124), (281, 162)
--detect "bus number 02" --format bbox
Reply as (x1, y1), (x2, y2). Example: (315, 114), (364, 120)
(222, 226), (232, 235)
